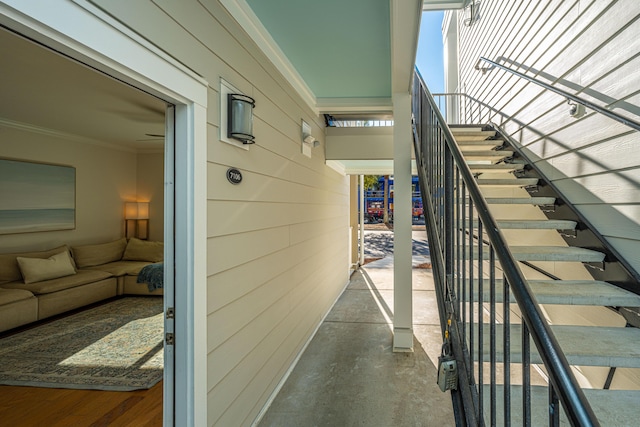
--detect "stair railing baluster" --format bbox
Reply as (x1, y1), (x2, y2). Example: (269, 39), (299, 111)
(503, 273), (511, 427)
(478, 219), (484, 423)
(468, 197), (475, 386)
(523, 321), (531, 427)
(490, 247), (496, 427)
(412, 70), (599, 426)
(550, 385), (560, 427)
(456, 171), (462, 318)
(462, 182), (467, 343)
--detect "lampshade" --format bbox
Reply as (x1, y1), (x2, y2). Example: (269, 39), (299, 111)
(227, 93), (255, 144)
(124, 202), (149, 220)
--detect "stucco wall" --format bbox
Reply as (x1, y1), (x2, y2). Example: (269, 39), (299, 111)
(91, 1), (351, 425)
(451, 0), (640, 275)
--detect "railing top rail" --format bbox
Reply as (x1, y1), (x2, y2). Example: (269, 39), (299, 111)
(413, 70), (600, 426)
(478, 57), (640, 132)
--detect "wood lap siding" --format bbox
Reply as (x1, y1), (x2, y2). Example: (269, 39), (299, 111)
(91, 0), (349, 426)
(456, 0), (640, 274)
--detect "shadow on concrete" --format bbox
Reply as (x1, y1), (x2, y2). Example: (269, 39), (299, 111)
(259, 265), (455, 426)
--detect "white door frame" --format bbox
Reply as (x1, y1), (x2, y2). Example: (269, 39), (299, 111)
(0, 2), (209, 426)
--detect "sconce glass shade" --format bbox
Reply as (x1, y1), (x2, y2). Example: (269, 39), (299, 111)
(228, 93), (255, 144)
(124, 202), (149, 220)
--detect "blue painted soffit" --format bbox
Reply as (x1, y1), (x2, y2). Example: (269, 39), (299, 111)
(246, 0), (391, 100)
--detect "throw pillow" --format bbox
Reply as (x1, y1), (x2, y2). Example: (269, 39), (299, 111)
(72, 238), (127, 268)
(17, 250), (77, 284)
(122, 238), (164, 263)
(0, 245), (74, 284)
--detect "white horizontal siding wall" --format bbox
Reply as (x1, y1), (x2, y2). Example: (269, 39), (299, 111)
(91, 1), (350, 425)
(456, 0), (640, 275)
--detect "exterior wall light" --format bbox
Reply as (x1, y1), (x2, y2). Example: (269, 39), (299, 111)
(301, 119), (319, 158)
(228, 93), (255, 144)
(125, 201), (150, 240)
(568, 100), (586, 118)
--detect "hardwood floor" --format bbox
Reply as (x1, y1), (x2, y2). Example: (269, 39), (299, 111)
(0, 381), (163, 426)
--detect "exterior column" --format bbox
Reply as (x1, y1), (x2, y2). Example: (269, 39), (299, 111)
(359, 175), (365, 266)
(393, 91), (413, 352)
(349, 175), (359, 269)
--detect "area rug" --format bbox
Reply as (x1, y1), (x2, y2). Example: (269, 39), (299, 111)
(0, 297), (164, 391)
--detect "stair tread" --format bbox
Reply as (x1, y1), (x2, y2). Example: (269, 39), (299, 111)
(451, 128), (496, 139)
(456, 140), (504, 146)
(461, 150), (514, 157)
(496, 219), (577, 229)
(477, 177), (539, 186)
(469, 164), (524, 172)
(479, 324), (640, 368)
(485, 197), (555, 205)
(483, 385), (640, 426)
(472, 279), (640, 306)
(469, 219), (576, 229)
(468, 246), (605, 262)
(449, 126), (496, 135)
(511, 246), (605, 262)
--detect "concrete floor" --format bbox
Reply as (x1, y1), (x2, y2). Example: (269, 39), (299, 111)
(258, 231), (456, 427)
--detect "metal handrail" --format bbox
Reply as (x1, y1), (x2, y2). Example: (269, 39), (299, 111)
(477, 57), (640, 132)
(431, 90), (640, 288)
(412, 69), (600, 425)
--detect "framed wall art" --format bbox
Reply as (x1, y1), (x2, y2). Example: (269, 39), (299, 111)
(0, 158), (76, 234)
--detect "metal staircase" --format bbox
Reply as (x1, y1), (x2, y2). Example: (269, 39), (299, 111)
(413, 71), (640, 425)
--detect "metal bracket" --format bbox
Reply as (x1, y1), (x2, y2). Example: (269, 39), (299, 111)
(525, 184), (539, 193)
(585, 261), (605, 272)
(166, 307), (175, 319)
(166, 332), (175, 345)
(560, 229), (577, 238)
(541, 204), (556, 213)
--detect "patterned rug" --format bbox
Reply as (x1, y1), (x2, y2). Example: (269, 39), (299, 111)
(0, 297), (164, 391)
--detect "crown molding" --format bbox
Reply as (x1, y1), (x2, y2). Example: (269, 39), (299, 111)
(0, 117), (138, 153)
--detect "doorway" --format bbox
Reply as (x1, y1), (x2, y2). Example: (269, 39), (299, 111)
(0, 26), (173, 424)
(0, 2), (209, 424)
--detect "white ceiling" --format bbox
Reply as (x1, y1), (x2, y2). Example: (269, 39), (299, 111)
(0, 28), (167, 151)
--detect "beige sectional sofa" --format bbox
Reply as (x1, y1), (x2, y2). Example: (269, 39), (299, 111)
(0, 237), (163, 333)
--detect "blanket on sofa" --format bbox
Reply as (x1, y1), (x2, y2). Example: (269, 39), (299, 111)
(137, 262), (164, 292)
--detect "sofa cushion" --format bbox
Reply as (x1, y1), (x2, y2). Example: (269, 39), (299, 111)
(122, 238), (164, 263)
(1, 269), (113, 295)
(0, 245), (74, 285)
(85, 260), (151, 276)
(0, 288), (35, 305)
(17, 250), (77, 284)
(72, 238), (127, 268)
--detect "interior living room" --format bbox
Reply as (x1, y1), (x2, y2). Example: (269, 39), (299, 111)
(0, 26), (170, 424)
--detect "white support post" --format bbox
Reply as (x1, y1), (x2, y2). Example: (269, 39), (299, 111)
(393, 92), (413, 352)
(359, 174), (365, 266)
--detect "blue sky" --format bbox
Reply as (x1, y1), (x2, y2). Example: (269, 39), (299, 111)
(415, 11), (445, 94)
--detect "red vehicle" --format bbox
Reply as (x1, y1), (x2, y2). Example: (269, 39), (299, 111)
(362, 176), (423, 222)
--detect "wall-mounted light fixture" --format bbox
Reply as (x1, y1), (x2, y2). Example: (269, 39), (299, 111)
(228, 93), (255, 144)
(125, 201), (149, 240)
(568, 100), (586, 118)
(301, 119), (319, 158)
